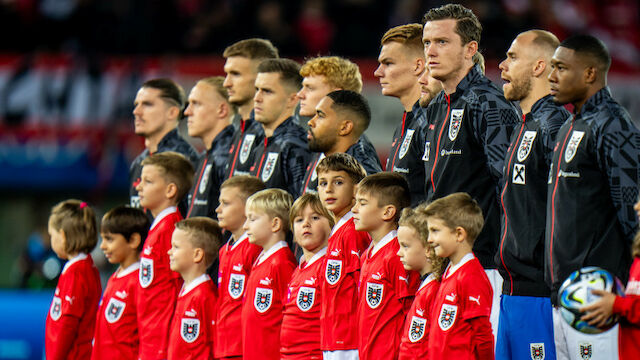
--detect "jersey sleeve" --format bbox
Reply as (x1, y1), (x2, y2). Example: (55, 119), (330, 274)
(469, 316), (495, 360)
(389, 255), (417, 301)
(613, 294), (640, 325)
(459, 271), (493, 321)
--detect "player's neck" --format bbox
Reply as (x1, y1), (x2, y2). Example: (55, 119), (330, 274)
(573, 84), (605, 114)
(369, 223), (397, 245)
(237, 104), (253, 121)
(442, 62), (474, 95)
(520, 78), (551, 115)
(448, 245), (473, 266)
(145, 125), (175, 153)
(262, 113), (290, 137)
(333, 204), (353, 221)
(302, 244), (325, 263)
(181, 267), (207, 286)
(260, 233), (285, 252)
(400, 85), (421, 112)
(149, 202), (177, 219)
(327, 137), (357, 156)
(201, 121), (229, 150)
(119, 253), (140, 271)
(231, 228), (245, 243)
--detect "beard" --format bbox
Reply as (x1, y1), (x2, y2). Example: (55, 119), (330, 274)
(504, 75), (533, 102)
(419, 87), (441, 107)
(308, 129), (336, 153)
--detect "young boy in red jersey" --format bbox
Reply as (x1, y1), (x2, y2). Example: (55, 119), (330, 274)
(315, 153), (371, 360)
(214, 175), (266, 360)
(241, 189), (297, 360)
(135, 151), (194, 360)
(424, 192), (494, 360)
(46, 200), (102, 360)
(397, 205), (447, 360)
(352, 172), (420, 360)
(166, 217), (222, 359)
(281, 193), (334, 359)
(92, 206), (150, 360)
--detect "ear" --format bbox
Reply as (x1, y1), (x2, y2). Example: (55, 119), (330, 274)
(465, 41), (478, 60)
(532, 59), (546, 78)
(165, 183), (178, 200)
(584, 66), (597, 84)
(271, 216), (283, 233)
(219, 102), (231, 120)
(381, 205), (397, 222)
(129, 233), (142, 250)
(455, 226), (467, 243)
(286, 92), (299, 109)
(414, 57), (426, 76)
(338, 119), (354, 136)
(166, 105), (181, 121)
(193, 247), (205, 264)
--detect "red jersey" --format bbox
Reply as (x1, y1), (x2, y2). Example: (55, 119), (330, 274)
(321, 212), (371, 350)
(399, 274), (439, 360)
(91, 262), (140, 360)
(46, 253), (101, 360)
(428, 253), (493, 360)
(167, 274), (217, 360)
(614, 257), (640, 360)
(137, 207), (184, 360)
(215, 232), (262, 358)
(357, 231), (419, 360)
(281, 247), (327, 359)
(242, 241), (296, 360)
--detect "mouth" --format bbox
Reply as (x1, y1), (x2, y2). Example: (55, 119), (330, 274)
(549, 88), (558, 96)
(302, 231), (312, 237)
(307, 130), (315, 141)
(324, 198), (336, 205)
(428, 62), (439, 67)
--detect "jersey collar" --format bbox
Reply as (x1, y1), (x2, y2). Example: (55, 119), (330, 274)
(150, 206), (178, 230)
(443, 252), (475, 279)
(371, 230), (397, 256)
(180, 273), (210, 297)
(231, 232), (249, 251)
(257, 241), (288, 265)
(303, 246), (327, 268)
(419, 273), (437, 291)
(62, 253), (88, 274)
(117, 261), (140, 278)
(331, 211), (354, 236)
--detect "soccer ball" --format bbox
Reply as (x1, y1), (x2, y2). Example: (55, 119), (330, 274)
(558, 266), (624, 334)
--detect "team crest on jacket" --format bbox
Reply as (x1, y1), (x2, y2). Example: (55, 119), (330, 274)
(181, 318), (200, 343)
(261, 152), (279, 182)
(530, 343), (545, 360)
(398, 129), (415, 159)
(409, 316), (427, 342)
(49, 296), (62, 321)
(240, 134), (256, 164)
(325, 259), (342, 285)
(448, 109), (464, 141)
(579, 343), (592, 359)
(517, 131), (537, 162)
(105, 298), (126, 323)
(254, 287), (273, 313)
(296, 286), (316, 312)
(139, 257), (153, 288)
(422, 141), (431, 162)
(198, 164), (213, 194)
(438, 304), (457, 331)
(228, 273), (245, 299)
(564, 131), (585, 163)
(365, 282), (384, 309)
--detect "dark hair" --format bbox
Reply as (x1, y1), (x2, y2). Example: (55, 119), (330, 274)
(358, 172), (411, 223)
(175, 217), (223, 267)
(141, 78), (186, 112)
(316, 153), (367, 184)
(560, 34), (611, 73)
(141, 151), (195, 203)
(257, 58), (303, 91)
(101, 206), (150, 252)
(49, 199), (97, 255)
(223, 38), (280, 60)
(326, 90), (371, 136)
(220, 175), (267, 202)
(422, 3), (482, 45)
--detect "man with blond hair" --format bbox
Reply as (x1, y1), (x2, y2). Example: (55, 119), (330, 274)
(375, 24), (429, 206)
(298, 56), (381, 194)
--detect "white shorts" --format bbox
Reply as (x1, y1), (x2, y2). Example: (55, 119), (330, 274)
(552, 306), (619, 360)
(323, 350), (359, 360)
(485, 268), (503, 346)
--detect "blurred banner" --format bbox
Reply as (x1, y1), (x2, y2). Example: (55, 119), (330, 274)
(0, 290), (51, 360)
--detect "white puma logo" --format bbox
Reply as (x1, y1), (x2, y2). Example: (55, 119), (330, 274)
(469, 295), (481, 305)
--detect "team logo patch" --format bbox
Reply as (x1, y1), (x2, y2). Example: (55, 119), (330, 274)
(530, 343), (545, 360)
(448, 109), (464, 141)
(564, 131), (585, 163)
(365, 282), (384, 309)
(228, 273), (245, 299)
(49, 296), (62, 321)
(325, 259), (342, 285)
(422, 141), (431, 162)
(579, 342), (592, 359)
(438, 304), (457, 331)
(139, 257), (153, 288)
(517, 131), (537, 162)
(398, 129), (415, 159)
(181, 318), (200, 343)
(105, 298), (126, 323)
(254, 287), (273, 313)
(513, 163), (526, 185)
(198, 164), (213, 194)
(239, 134), (256, 164)
(409, 316), (427, 342)
(296, 286), (316, 312)
(261, 152), (279, 182)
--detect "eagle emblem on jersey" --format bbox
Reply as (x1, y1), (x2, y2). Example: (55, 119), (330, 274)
(181, 318), (200, 343)
(564, 131), (585, 163)
(261, 152), (279, 182)
(296, 286), (316, 312)
(398, 129), (415, 160)
(448, 109), (464, 141)
(530, 343), (545, 360)
(365, 282), (384, 309)
(254, 287), (273, 313)
(438, 304), (457, 331)
(409, 316), (427, 342)
(50, 296), (62, 321)
(139, 257), (153, 288)
(579, 343), (592, 359)
(325, 259), (342, 285)
(198, 164), (213, 195)
(105, 298), (126, 323)
(517, 131), (537, 162)
(228, 273), (245, 299)
(240, 134), (256, 164)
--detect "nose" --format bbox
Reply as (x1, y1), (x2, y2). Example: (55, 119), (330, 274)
(374, 63), (384, 78)
(133, 104), (141, 116)
(351, 202), (359, 214)
(215, 203), (222, 214)
(184, 103), (193, 117)
(100, 240), (107, 251)
(135, 181), (142, 192)
(498, 59), (507, 72)
(418, 70), (429, 86)
(308, 116), (316, 128)
(254, 90), (261, 103)
(297, 88), (305, 100)
(242, 218), (250, 231)
(425, 42), (436, 57)
(548, 68), (558, 83)
(223, 75), (231, 88)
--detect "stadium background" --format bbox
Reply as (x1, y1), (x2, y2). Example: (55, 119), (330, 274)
(0, 0), (639, 359)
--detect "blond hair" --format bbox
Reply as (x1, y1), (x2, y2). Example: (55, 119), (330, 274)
(220, 175), (267, 202)
(175, 217), (223, 267)
(300, 56), (363, 93)
(141, 151), (194, 203)
(223, 38), (279, 60)
(289, 193), (336, 231)
(49, 199), (97, 255)
(399, 204), (448, 280)
(197, 76), (229, 102)
(423, 192), (484, 244)
(246, 188), (293, 230)
(381, 24), (424, 56)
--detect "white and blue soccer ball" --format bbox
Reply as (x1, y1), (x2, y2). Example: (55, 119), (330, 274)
(558, 266), (624, 334)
